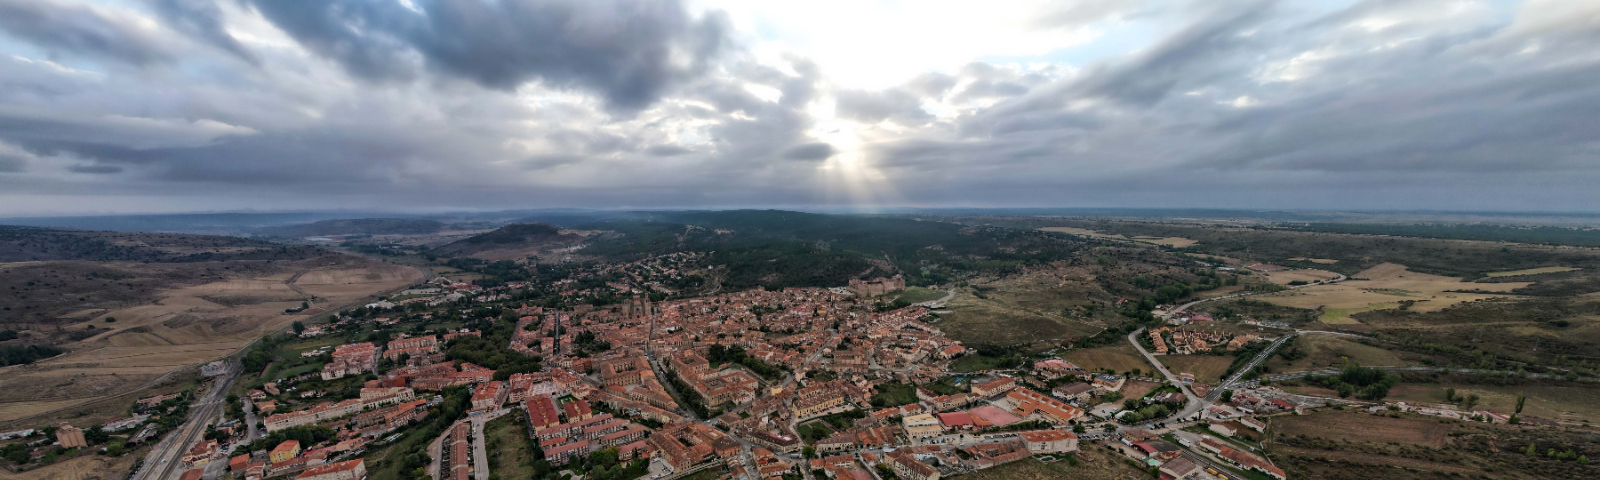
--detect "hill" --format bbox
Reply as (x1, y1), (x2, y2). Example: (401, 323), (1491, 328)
(435, 223), (588, 260)
(0, 225), (326, 263)
(254, 218), (444, 237)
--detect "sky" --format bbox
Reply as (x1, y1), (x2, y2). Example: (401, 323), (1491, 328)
(0, 0), (1597, 215)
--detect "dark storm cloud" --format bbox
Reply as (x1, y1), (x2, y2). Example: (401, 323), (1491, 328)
(245, 0), (730, 111)
(781, 142), (835, 161)
(151, 0), (260, 65)
(0, 0), (174, 65)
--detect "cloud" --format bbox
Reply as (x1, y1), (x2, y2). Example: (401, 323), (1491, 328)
(781, 142), (836, 161)
(68, 164), (122, 174)
(151, 0), (260, 65)
(835, 88), (930, 125)
(1, 0), (1599, 213)
(0, 0), (176, 65)
(244, 0), (730, 111)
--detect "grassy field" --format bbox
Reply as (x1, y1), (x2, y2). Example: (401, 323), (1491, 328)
(1272, 411), (1452, 447)
(895, 287), (947, 304)
(937, 275), (1109, 348)
(1064, 345), (1156, 376)
(485, 414), (538, 480)
(1263, 268), (1341, 285)
(1266, 335), (1407, 372)
(1384, 382), (1600, 423)
(1318, 302), (1397, 324)
(1483, 266), (1580, 278)
(1157, 355), (1233, 383)
(1260, 263), (1529, 325)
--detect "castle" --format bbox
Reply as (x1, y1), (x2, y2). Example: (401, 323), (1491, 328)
(848, 275), (905, 297)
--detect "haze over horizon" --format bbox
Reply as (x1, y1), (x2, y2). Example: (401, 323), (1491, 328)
(1, 0), (1597, 216)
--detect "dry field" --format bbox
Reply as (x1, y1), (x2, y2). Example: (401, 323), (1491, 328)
(1272, 411), (1452, 447)
(1260, 263), (1530, 324)
(0, 452), (139, 480)
(1064, 345), (1156, 376)
(1384, 383), (1600, 423)
(1157, 355), (1233, 383)
(0, 258), (419, 423)
(1036, 227), (1197, 248)
(1117, 379), (1162, 399)
(1482, 266), (1580, 277)
(1129, 235), (1198, 247)
(1289, 257), (1339, 264)
(1267, 335), (1406, 371)
(1262, 268), (1341, 285)
(938, 274), (1108, 348)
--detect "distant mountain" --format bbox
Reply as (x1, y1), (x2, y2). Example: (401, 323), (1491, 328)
(255, 218), (444, 237)
(435, 223), (587, 260)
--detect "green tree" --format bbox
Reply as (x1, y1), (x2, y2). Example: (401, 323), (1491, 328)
(292, 321), (306, 335)
(1515, 392), (1526, 414)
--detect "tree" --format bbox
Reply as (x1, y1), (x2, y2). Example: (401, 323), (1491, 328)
(1072, 424), (1087, 434)
(1219, 390), (1233, 403)
(802, 446), (816, 459)
(1464, 394), (1480, 410)
(1515, 392), (1526, 414)
(292, 321), (306, 335)
(1444, 388), (1456, 402)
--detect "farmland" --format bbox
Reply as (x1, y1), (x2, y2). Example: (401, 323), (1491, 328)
(1259, 263), (1529, 325)
(950, 446), (1152, 480)
(0, 449), (140, 480)
(0, 255), (419, 423)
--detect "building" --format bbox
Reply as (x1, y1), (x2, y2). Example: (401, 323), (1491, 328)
(901, 414), (942, 442)
(384, 336), (439, 361)
(848, 276), (905, 297)
(182, 439), (218, 466)
(1052, 383), (1095, 403)
(1017, 430), (1078, 454)
(1159, 456), (1202, 479)
(1002, 388), (1084, 424)
(322, 343), (380, 380)
(971, 377), (1017, 397)
(56, 424), (87, 449)
(471, 381), (508, 412)
(295, 459), (366, 480)
(885, 451), (939, 480)
(271, 440), (302, 463)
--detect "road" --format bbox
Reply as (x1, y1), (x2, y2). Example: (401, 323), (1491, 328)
(129, 261), (431, 480)
(1119, 270), (1352, 425)
(129, 362), (239, 480)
